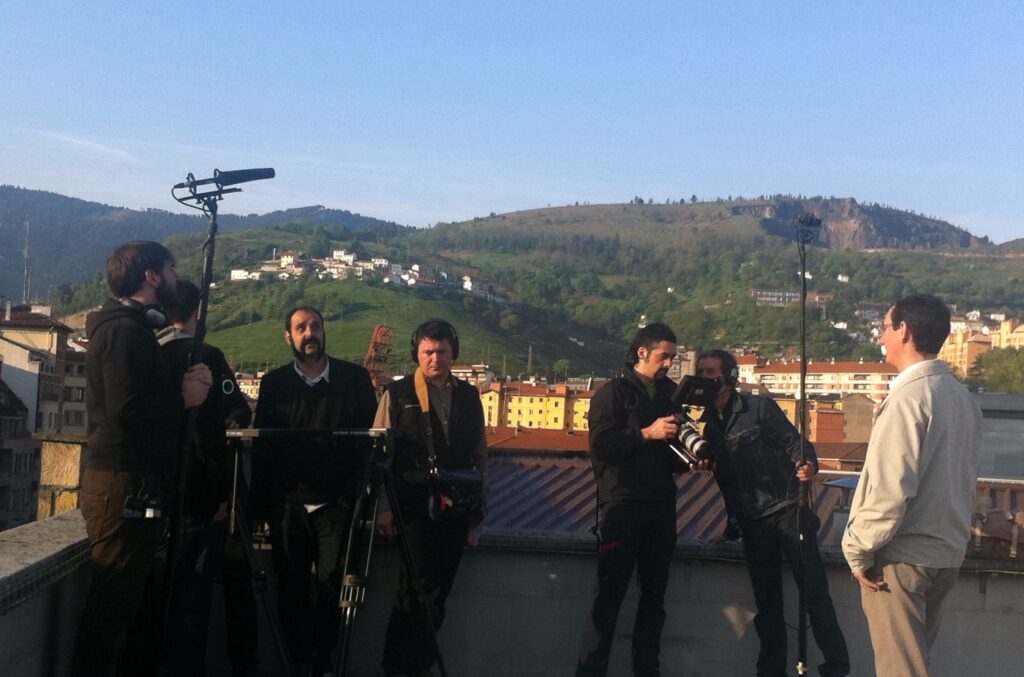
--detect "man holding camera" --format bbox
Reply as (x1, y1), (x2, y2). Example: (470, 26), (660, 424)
(252, 306), (377, 676)
(72, 241), (212, 676)
(696, 349), (848, 677)
(373, 319), (487, 677)
(842, 294), (981, 676)
(576, 323), (688, 677)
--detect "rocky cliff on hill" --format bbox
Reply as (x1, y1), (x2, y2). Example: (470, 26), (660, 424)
(754, 197), (986, 250)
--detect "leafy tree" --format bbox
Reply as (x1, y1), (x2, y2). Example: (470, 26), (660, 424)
(553, 358), (571, 381)
(307, 225), (331, 258)
(968, 348), (1024, 392)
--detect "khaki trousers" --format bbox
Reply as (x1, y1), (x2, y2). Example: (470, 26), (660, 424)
(860, 561), (958, 677)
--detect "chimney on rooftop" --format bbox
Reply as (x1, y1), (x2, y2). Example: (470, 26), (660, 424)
(5, 300), (11, 321)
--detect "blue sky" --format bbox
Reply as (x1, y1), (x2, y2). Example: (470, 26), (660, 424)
(2, 2), (1022, 242)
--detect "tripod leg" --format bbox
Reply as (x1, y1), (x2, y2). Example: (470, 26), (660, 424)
(332, 481), (377, 677)
(228, 446), (294, 677)
(383, 478), (449, 677)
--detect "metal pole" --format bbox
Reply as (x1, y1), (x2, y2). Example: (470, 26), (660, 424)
(793, 213), (820, 676)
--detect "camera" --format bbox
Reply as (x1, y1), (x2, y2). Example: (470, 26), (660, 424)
(667, 375), (720, 469)
(670, 374), (720, 409)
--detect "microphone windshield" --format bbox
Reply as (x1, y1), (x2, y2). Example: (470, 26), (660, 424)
(214, 168), (276, 186)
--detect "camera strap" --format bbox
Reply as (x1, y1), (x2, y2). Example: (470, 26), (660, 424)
(414, 368), (439, 473)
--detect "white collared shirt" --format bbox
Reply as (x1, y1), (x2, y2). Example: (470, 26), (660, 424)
(888, 358), (937, 393)
(293, 358), (330, 387)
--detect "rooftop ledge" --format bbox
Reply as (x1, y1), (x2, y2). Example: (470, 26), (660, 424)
(4, 512), (1024, 676)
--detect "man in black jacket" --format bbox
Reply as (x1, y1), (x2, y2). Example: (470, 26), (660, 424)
(373, 319), (487, 677)
(697, 349), (848, 677)
(158, 279), (253, 676)
(576, 323), (687, 677)
(72, 241), (212, 676)
(253, 306), (377, 676)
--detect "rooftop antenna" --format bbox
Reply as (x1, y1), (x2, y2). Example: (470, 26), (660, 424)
(21, 216), (30, 304)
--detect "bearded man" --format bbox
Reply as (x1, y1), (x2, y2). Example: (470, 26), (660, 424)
(252, 306), (377, 676)
(72, 241), (211, 676)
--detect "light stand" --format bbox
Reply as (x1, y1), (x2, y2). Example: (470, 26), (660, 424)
(793, 212), (821, 676)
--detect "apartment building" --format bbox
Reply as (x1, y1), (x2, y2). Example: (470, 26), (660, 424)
(938, 330), (991, 378)
(61, 351), (87, 436)
(754, 360), (897, 404)
(0, 304), (71, 434)
(479, 382), (593, 433)
(0, 376), (38, 530)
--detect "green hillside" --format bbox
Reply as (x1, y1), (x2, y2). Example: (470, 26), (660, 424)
(49, 196), (1024, 376)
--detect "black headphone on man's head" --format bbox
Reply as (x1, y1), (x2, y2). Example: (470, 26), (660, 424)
(722, 356), (740, 386)
(118, 297), (168, 329)
(409, 319), (460, 362)
(699, 349), (739, 386)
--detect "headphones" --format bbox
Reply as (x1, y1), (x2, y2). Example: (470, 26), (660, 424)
(722, 355), (740, 386)
(410, 319), (460, 362)
(119, 297), (168, 329)
(699, 349), (739, 386)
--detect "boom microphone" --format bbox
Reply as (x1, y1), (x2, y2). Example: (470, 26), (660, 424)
(173, 167), (276, 189)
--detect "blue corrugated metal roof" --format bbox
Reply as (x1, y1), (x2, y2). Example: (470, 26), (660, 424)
(481, 451), (1024, 559)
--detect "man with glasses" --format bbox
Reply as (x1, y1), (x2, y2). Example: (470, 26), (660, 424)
(843, 294), (982, 676)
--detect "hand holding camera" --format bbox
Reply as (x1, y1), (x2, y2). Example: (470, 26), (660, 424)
(642, 416), (680, 441)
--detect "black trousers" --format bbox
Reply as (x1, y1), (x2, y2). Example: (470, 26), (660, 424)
(269, 500), (350, 672)
(741, 505), (849, 677)
(382, 503), (470, 675)
(72, 469), (167, 677)
(576, 501), (676, 677)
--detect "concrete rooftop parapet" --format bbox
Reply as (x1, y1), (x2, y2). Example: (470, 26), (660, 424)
(0, 510), (88, 615)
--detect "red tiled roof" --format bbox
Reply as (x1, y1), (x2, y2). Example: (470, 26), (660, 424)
(487, 426), (589, 452)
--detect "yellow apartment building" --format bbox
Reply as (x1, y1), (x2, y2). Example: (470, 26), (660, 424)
(478, 382), (593, 432)
(938, 331), (991, 378)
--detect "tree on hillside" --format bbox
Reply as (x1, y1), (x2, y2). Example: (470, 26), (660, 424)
(553, 358), (571, 381)
(968, 348), (1024, 393)
(307, 225), (330, 259)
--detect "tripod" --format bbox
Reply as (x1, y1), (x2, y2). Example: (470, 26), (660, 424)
(333, 430), (450, 677)
(225, 436), (295, 676)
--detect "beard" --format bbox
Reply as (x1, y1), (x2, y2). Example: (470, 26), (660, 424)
(290, 336), (325, 363)
(155, 277), (177, 309)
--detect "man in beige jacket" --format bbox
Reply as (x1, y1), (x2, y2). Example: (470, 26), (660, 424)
(842, 293), (982, 676)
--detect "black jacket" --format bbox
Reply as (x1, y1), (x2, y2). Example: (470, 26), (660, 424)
(84, 299), (183, 475)
(700, 391), (817, 524)
(158, 329), (252, 518)
(252, 357), (376, 505)
(386, 375), (485, 503)
(587, 367), (687, 505)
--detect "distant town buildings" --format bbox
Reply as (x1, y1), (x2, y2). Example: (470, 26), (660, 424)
(939, 318), (1024, 378)
(749, 288), (833, 308)
(761, 360), (895, 403)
